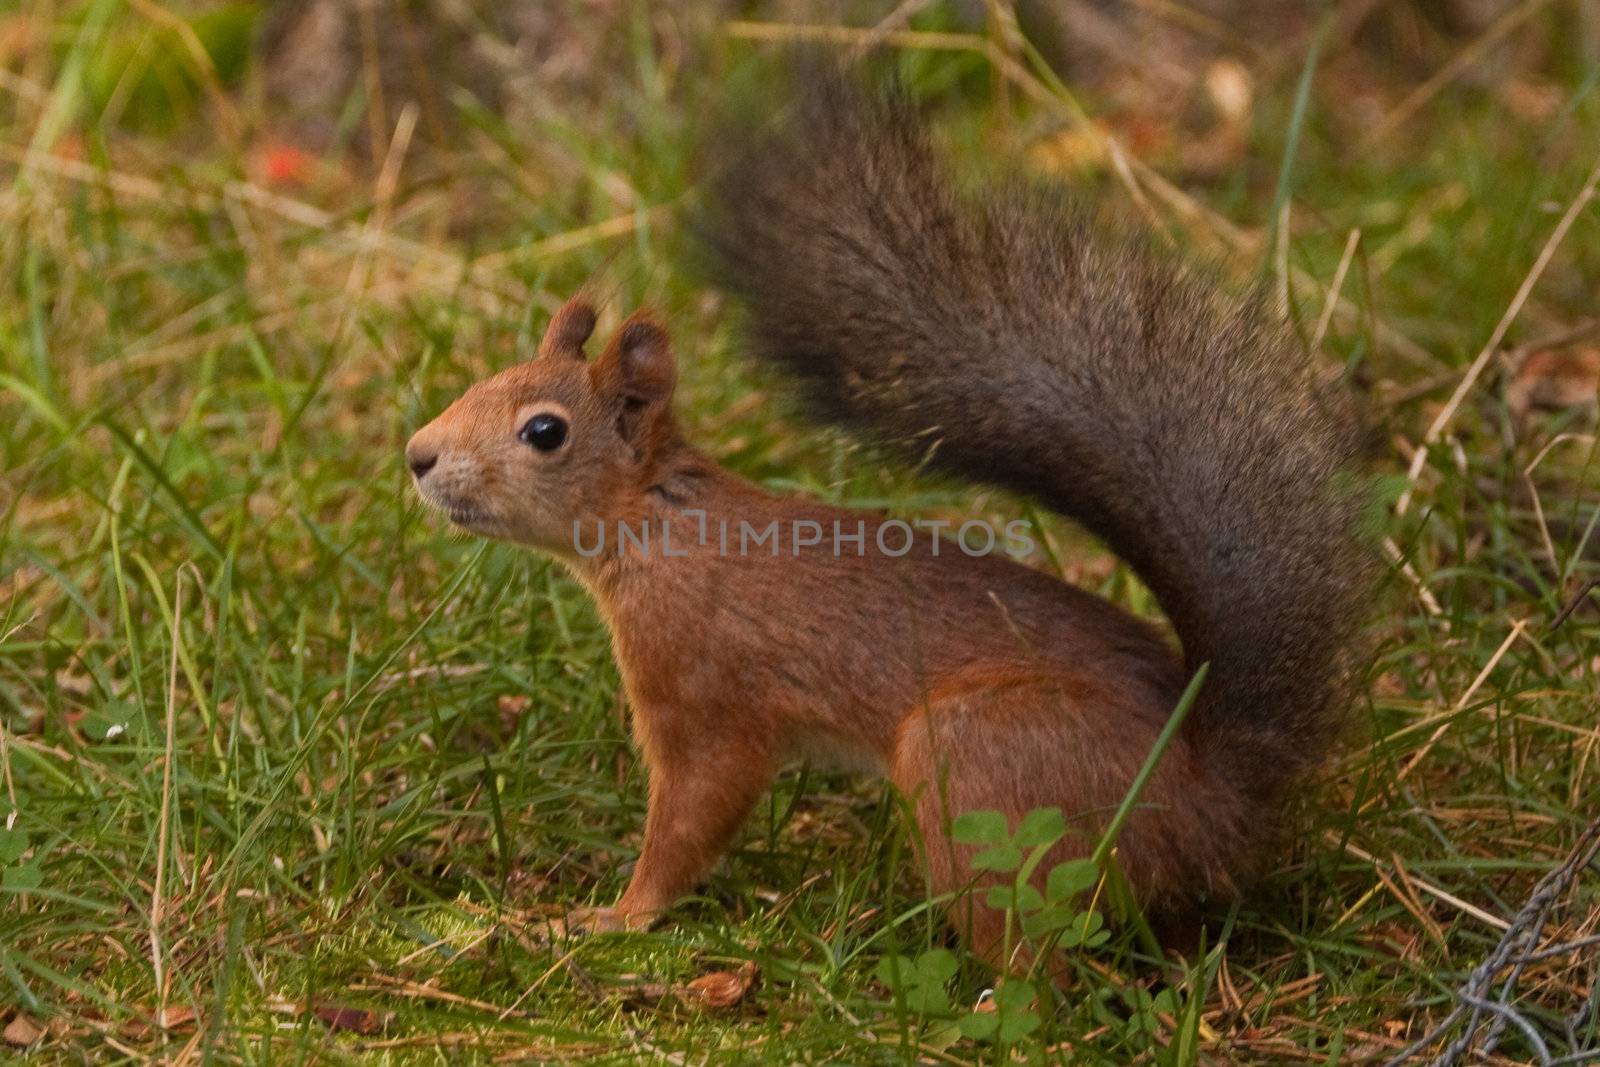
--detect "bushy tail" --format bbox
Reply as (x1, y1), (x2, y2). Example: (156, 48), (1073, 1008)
(696, 68), (1373, 807)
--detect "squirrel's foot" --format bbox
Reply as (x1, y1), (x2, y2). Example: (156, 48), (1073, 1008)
(541, 905), (654, 941)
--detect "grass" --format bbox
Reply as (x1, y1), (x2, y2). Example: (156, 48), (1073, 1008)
(1, 1), (1598, 1062)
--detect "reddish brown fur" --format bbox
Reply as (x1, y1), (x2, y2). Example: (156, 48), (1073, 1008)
(407, 299), (1250, 962)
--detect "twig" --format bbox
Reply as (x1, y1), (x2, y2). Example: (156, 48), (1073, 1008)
(1551, 577), (1599, 632)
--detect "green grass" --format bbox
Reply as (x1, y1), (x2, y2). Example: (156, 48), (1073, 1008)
(2, 2), (1598, 1062)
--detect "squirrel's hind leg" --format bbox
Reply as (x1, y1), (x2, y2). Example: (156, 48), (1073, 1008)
(889, 673), (1244, 971)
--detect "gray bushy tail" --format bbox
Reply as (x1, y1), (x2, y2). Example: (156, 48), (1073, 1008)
(696, 67), (1374, 810)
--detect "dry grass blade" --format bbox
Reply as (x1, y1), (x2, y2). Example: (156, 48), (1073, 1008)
(1396, 151), (1600, 517)
(1334, 837), (1511, 932)
(149, 570), (182, 1021)
(1392, 619), (1530, 786)
(1366, 0), (1559, 145)
(1310, 228), (1361, 354)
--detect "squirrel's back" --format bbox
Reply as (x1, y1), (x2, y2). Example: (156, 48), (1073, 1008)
(697, 67), (1374, 840)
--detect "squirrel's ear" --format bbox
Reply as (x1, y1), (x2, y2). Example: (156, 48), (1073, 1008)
(538, 298), (598, 361)
(591, 312), (677, 444)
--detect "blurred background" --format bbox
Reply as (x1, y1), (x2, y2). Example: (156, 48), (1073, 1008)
(1, 2), (1597, 1062)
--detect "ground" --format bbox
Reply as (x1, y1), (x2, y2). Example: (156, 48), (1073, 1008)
(0, 1), (1597, 1063)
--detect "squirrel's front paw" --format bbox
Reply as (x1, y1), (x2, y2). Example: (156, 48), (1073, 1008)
(544, 906), (653, 941)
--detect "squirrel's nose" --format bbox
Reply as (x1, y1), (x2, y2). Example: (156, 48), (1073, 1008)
(406, 443), (438, 480)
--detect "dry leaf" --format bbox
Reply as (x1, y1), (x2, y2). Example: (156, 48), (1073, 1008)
(497, 694), (532, 715)
(158, 1005), (198, 1030)
(677, 961), (758, 1009)
(1507, 346), (1600, 419)
(3, 1013), (43, 1048)
(312, 1004), (390, 1034)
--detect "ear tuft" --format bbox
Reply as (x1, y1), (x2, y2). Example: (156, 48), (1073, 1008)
(614, 319), (676, 403)
(592, 311), (678, 447)
(538, 298), (598, 361)
(595, 312), (676, 404)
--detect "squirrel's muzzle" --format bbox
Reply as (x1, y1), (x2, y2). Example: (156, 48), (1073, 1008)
(407, 443), (438, 480)
(405, 424), (442, 481)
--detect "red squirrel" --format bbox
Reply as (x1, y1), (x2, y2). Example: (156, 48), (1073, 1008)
(404, 71), (1372, 963)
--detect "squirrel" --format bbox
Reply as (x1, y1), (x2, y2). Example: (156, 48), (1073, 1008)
(404, 69), (1373, 964)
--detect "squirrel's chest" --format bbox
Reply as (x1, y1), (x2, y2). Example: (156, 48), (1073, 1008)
(597, 567), (914, 762)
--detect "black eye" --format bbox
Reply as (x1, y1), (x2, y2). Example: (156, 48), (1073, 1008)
(519, 413), (568, 452)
